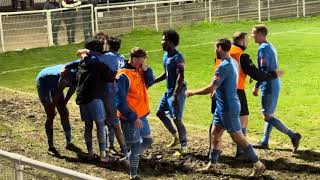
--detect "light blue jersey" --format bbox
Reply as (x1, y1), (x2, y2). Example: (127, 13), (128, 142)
(256, 42), (280, 96)
(256, 42), (281, 114)
(214, 58), (240, 112)
(213, 57), (241, 133)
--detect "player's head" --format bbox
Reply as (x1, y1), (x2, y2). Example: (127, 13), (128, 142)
(233, 32), (248, 49)
(129, 47), (147, 68)
(215, 38), (231, 59)
(85, 37), (104, 54)
(252, 24), (268, 44)
(107, 36), (121, 52)
(162, 30), (179, 51)
(94, 32), (108, 51)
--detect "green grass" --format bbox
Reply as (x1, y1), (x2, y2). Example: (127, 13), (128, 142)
(1, 16), (320, 150)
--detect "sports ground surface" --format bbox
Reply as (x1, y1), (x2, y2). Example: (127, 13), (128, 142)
(0, 16), (320, 179)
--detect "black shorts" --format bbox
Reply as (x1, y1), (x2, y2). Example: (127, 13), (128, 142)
(237, 89), (249, 116)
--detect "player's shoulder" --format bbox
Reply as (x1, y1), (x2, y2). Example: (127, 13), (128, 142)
(259, 42), (272, 50)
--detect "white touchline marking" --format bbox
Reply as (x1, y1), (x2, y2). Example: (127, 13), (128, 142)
(0, 64), (56, 75)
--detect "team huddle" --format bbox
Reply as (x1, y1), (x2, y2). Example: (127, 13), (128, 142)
(36, 25), (301, 179)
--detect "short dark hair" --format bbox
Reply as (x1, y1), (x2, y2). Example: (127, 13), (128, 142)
(107, 36), (121, 52)
(85, 37), (104, 53)
(163, 30), (180, 46)
(94, 32), (108, 42)
(130, 47), (147, 59)
(216, 38), (232, 52)
(253, 24), (268, 36)
(232, 32), (247, 44)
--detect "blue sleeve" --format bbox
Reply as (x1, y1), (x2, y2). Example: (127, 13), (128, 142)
(256, 47), (269, 88)
(143, 67), (155, 88)
(116, 74), (138, 122)
(258, 48), (269, 72)
(213, 65), (226, 88)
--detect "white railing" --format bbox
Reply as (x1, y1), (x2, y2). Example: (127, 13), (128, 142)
(95, 0), (207, 35)
(0, 149), (104, 180)
(0, 0), (320, 53)
(0, 4), (94, 52)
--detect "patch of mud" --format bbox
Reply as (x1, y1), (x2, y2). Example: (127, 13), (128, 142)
(1, 90), (320, 179)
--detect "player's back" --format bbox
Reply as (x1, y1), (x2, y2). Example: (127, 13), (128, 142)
(215, 58), (240, 112)
(36, 64), (64, 80)
(99, 51), (119, 72)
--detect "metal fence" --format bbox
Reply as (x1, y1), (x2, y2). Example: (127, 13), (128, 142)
(0, 0), (320, 52)
(0, 4), (94, 52)
(0, 149), (104, 180)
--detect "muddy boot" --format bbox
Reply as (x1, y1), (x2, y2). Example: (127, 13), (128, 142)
(196, 162), (220, 174)
(253, 141), (269, 149)
(291, 133), (302, 153)
(48, 147), (61, 157)
(130, 175), (142, 180)
(100, 155), (110, 163)
(250, 161), (266, 177)
(174, 146), (187, 157)
(166, 133), (179, 148)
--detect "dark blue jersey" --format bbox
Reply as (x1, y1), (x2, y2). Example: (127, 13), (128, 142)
(214, 58), (240, 112)
(163, 49), (185, 92)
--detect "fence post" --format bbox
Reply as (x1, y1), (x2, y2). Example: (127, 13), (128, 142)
(132, 4), (135, 30)
(154, 3), (159, 31)
(258, 0), (261, 22)
(169, 1), (172, 28)
(0, 14), (5, 52)
(237, 0), (240, 21)
(267, 0), (270, 21)
(208, 0), (212, 22)
(107, 0), (110, 12)
(296, 0), (299, 17)
(94, 7), (99, 33)
(46, 10), (54, 47)
(90, 4), (94, 35)
(303, 0), (305, 17)
(14, 160), (24, 180)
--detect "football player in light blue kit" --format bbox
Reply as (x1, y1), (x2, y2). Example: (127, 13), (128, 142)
(36, 59), (80, 156)
(186, 38), (266, 177)
(77, 34), (128, 157)
(154, 30), (187, 156)
(251, 25), (301, 152)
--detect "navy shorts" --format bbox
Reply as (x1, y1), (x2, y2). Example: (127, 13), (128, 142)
(36, 76), (63, 104)
(80, 99), (106, 122)
(157, 85), (186, 120)
(121, 117), (151, 144)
